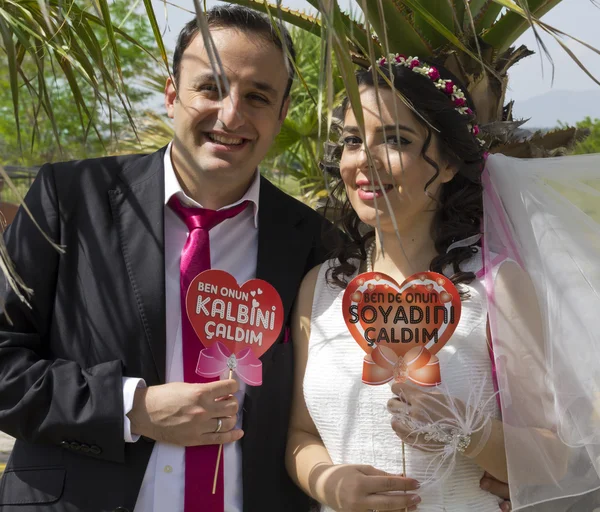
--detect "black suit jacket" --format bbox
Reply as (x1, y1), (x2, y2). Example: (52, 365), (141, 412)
(0, 147), (332, 511)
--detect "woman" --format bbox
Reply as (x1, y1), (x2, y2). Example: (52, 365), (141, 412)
(286, 56), (512, 511)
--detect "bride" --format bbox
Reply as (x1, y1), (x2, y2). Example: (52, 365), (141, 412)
(285, 55), (600, 511)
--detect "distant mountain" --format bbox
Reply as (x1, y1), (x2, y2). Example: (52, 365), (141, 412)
(509, 89), (600, 128)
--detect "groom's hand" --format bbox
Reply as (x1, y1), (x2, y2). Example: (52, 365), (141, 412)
(480, 472), (511, 511)
(128, 380), (243, 446)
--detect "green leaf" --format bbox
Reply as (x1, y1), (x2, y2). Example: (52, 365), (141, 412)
(412, 0), (456, 48)
(96, 0), (124, 84)
(261, 1), (318, 105)
(55, 56), (101, 145)
(358, 0), (432, 56)
(219, 0), (323, 34)
(453, 0), (465, 32)
(483, 0), (564, 51)
(475, 1), (502, 30)
(468, 0), (492, 18)
(322, 0), (365, 127)
(0, 14), (22, 151)
(141, 0), (172, 75)
(400, 0), (495, 69)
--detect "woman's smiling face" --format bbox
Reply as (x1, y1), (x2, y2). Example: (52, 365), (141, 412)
(340, 86), (456, 231)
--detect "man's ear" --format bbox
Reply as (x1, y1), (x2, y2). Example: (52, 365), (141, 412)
(165, 76), (178, 119)
(278, 96), (291, 125)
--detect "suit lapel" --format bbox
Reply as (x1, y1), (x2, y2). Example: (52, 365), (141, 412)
(244, 178), (313, 403)
(109, 148), (167, 384)
(255, 178), (311, 328)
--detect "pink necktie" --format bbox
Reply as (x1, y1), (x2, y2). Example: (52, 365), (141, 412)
(168, 196), (250, 512)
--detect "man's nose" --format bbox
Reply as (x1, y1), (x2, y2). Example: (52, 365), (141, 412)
(217, 92), (244, 131)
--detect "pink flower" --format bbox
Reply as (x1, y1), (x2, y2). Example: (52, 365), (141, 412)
(409, 58), (420, 69)
(444, 81), (454, 94)
(483, 151), (490, 160)
(466, 107), (473, 116)
(378, 58), (387, 66)
(395, 54), (406, 63)
(427, 67), (440, 80)
(472, 125), (480, 136)
(454, 97), (466, 107)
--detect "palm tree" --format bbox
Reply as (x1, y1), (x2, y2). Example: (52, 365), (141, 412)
(0, 0), (167, 307)
(216, 0), (598, 157)
(261, 27), (346, 205)
(0, 0), (164, 155)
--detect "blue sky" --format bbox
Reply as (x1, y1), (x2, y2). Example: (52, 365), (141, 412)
(150, 0), (600, 102)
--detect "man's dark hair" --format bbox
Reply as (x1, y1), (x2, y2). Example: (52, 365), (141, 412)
(172, 5), (296, 100)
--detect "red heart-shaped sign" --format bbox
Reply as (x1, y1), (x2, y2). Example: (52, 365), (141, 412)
(342, 271), (461, 386)
(186, 269), (284, 359)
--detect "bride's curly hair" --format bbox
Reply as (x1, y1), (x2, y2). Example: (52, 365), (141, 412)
(323, 61), (486, 289)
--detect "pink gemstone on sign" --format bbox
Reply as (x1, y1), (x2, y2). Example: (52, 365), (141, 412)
(426, 284), (434, 291)
(440, 291), (452, 303)
(368, 284), (376, 291)
(411, 284), (417, 289)
(351, 291), (363, 302)
(375, 274), (381, 281)
(419, 274), (426, 281)
(393, 356), (409, 383)
(436, 278), (445, 286)
(357, 278), (365, 286)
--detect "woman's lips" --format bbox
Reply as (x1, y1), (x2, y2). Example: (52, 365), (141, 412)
(356, 183), (394, 201)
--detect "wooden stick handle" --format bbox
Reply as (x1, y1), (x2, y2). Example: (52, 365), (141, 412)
(211, 369), (234, 494)
(402, 441), (407, 512)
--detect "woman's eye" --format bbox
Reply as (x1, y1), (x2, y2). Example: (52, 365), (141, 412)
(386, 135), (411, 146)
(342, 136), (362, 147)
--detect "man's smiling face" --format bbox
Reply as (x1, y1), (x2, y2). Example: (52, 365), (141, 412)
(165, 27), (290, 187)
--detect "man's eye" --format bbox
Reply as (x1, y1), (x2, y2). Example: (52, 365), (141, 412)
(342, 136), (362, 147)
(249, 94), (270, 104)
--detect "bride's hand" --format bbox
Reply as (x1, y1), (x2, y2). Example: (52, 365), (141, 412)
(318, 464), (421, 511)
(387, 381), (484, 454)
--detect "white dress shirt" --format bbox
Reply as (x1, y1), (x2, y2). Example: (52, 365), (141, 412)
(124, 143), (260, 512)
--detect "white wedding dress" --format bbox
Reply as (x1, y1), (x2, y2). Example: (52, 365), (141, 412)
(303, 252), (503, 512)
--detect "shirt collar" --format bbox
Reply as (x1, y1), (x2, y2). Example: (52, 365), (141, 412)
(164, 141), (260, 228)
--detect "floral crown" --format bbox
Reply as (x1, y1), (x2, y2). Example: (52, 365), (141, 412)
(371, 54), (484, 145)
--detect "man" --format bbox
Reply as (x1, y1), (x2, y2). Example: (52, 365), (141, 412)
(0, 7), (331, 511)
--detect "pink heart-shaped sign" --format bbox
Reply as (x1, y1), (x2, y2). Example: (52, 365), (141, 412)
(186, 269), (284, 359)
(342, 271), (461, 386)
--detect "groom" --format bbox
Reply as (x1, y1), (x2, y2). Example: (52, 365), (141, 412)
(0, 7), (332, 512)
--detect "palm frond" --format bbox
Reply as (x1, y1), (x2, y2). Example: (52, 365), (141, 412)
(411, 0), (455, 48)
(0, 0), (159, 153)
(484, 0), (563, 50)
(359, 0), (432, 56)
